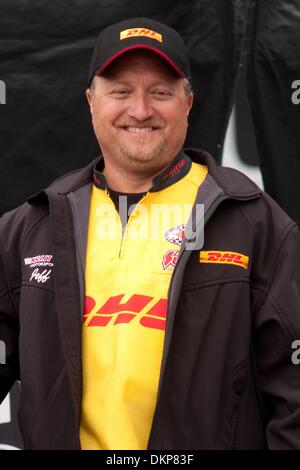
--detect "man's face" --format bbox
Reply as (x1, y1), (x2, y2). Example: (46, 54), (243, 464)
(86, 50), (193, 178)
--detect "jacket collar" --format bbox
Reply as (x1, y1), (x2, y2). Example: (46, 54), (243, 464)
(93, 150), (192, 192)
(186, 148), (262, 199)
(28, 148), (262, 204)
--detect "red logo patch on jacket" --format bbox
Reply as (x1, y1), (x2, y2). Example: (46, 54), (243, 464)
(199, 250), (249, 269)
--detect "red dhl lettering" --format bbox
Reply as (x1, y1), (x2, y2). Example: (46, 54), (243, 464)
(199, 250), (249, 269)
(83, 296), (96, 323)
(120, 28), (162, 43)
(124, 28), (139, 36)
(83, 294), (167, 331)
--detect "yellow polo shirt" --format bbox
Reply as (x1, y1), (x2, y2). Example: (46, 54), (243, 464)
(80, 159), (207, 449)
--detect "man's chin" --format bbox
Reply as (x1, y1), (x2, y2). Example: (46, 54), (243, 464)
(127, 153), (159, 164)
(119, 146), (166, 164)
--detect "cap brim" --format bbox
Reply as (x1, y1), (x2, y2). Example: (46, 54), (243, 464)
(94, 44), (185, 78)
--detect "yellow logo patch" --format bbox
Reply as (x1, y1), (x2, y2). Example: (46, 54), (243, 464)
(120, 28), (162, 43)
(199, 251), (249, 269)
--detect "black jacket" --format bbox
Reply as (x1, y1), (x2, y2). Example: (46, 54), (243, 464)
(0, 149), (300, 449)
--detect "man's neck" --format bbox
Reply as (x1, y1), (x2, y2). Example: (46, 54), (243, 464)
(103, 171), (152, 193)
(102, 160), (157, 193)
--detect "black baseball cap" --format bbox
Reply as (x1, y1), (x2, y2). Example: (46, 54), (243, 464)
(88, 17), (191, 87)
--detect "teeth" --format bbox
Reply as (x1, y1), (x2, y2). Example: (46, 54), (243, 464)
(126, 127), (154, 133)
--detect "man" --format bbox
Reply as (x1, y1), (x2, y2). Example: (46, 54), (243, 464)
(0, 17), (300, 450)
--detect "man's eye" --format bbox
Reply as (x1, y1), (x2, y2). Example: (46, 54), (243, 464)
(151, 90), (172, 98)
(111, 89), (130, 96)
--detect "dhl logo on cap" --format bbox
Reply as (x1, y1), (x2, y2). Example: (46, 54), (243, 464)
(120, 28), (162, 43)
(199, 251), (249, 269)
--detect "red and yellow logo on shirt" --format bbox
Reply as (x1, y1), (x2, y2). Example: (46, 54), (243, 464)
(83, 294), (167, 331)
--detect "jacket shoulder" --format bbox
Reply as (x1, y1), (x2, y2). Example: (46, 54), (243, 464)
(44, 157), (98, 194)
(219, 165), (261, 194)
(185, 148), (262, 197)
(0, 201), (48, 245)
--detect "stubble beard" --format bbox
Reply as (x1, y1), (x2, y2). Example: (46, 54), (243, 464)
(116, 137), (167, 168)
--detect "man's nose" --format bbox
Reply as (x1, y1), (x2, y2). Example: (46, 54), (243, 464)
(127, 93), (154, 121)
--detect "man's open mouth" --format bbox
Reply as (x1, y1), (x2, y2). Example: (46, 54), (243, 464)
(123, 126), (157, 133)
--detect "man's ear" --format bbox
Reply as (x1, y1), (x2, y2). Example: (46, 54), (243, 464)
(187, 93), (193, 115)
(86, 88), (93, 112)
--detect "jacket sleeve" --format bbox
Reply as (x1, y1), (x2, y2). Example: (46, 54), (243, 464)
(0, 232), (19, 404)
(254, 223), (300, 449)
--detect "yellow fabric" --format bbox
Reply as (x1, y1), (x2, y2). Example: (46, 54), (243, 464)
(80, 162), (208, 450)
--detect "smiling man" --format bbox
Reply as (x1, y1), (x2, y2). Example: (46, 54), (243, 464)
(86, 36), (193, 192)
(0, 17), (300, 451)
(80, 21), (208, 449)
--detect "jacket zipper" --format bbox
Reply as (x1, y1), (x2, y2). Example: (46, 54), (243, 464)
(147, 191), (229, 449)
(230, 397), (241, 450)
(169, 191), (228, 312)
(229, 359), (249, 450)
